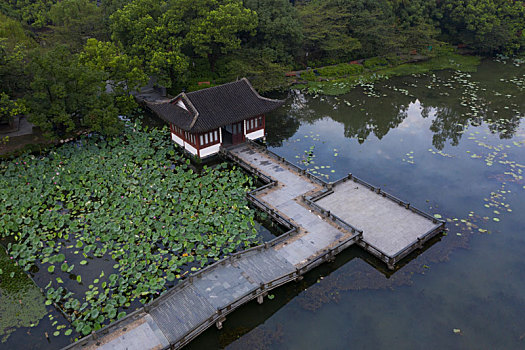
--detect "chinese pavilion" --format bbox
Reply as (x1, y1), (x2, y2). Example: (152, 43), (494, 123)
(147, 78), (283, 158)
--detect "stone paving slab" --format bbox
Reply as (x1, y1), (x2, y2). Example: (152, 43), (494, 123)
(236, 249), (294, 284)
(231, 145), (352, 266)
(191, 264), (259, 309)
(316, 181), (439, 257)
(149, 285), (215, 343)
(96, 314), (169, 350)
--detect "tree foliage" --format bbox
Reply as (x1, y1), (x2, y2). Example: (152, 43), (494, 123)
(0, 93), (26, 126)
(1, 0), (524, 138)
(0, 0), (58, 28)
(0, 18), (33, 97)
(243, 0), (302, 64)
(182, 0), (258, 71)
(79, 39), (148, 116)
(48, 0), (107, 51)
(297, 0), (361, 64)
(437, 0), (525, 54)
(109, 0), (188, 87)
(27, 46), (122, 137)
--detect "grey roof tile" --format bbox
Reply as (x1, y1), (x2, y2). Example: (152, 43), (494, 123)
(146, 78), (283, 133)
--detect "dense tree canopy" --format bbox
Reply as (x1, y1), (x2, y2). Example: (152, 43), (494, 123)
(79, 39), (148, 116)
(244, 0), (302, 64)
(48, 0), (107, 51)
(27, 46), (122, 137)
(109, 0), (188, 87)
(0, 0), (524, 137)
(438, 0), (525, 54)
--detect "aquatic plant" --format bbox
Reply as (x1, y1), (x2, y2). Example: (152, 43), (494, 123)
(0, 248), (47, 343)
(0, 121), (259, 337)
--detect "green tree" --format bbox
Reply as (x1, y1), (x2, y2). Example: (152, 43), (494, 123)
(0, 16), (34, 97)
(48, 0), (107, 51)
(27, 46), (122, 137)
(218, 48), (288, 92)
(342, 0), (407, 58)
(297, 0), (361, 65)
(389, 0), (441, 53)
(243, 0), (302, 65)
(79, 38), (148, 116)
(109, 0), (188, 87)
(0, 93), (26, 127)
(438, 0), (525, 54)
(170, 0), (258, 71)
(0, 0), (58, 28)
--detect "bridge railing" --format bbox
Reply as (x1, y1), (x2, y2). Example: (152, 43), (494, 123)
(230, 144), (446, 267)
(65, 142), (447, 350)
(302, 194), (363, 237)
(302, 171), (446, 269)
(170, 225), (363, 349)
(246, 139), (326, 186)
(329, 173), (445, 225)
(220, 147), (276, 186)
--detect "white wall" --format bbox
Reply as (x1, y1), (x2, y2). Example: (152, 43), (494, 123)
(184, 143), (198, 156)
(246, 129), (264, 140)
(176, 99), (188, 110)
(200, 143), (221, 158)
(171, 133), (184, 147)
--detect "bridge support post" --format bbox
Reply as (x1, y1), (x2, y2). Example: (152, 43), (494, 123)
(257, 294), (264, 304)
(387, 258), (395, 270)
(216, 317), (226, 330)
(294, 268), (303, 281)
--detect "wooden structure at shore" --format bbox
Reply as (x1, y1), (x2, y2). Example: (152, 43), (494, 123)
(64, 141), (445, 350)
(145, 78), (283, 159)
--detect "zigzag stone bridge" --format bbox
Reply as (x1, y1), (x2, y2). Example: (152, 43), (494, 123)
(64, 141), (445, 350)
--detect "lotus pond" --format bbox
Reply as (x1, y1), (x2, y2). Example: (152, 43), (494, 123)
(186, 58), (525, 349)
(0, 121), (282, 347)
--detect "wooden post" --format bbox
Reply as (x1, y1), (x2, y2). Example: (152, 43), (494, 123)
(216, 317), (226, 329)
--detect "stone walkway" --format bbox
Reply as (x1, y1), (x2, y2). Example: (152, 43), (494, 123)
(65, 143), (443, 350)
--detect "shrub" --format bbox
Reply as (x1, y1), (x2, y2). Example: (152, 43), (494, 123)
(363, 57), (389, 70)
(318, 63), (364, 77)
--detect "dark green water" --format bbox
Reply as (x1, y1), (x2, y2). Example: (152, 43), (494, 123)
(187, 59), (525, 349)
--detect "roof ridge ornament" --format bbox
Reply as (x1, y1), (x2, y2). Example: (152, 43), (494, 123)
(180, 93), (200, 129)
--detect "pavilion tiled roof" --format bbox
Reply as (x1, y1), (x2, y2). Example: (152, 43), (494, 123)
(147, 78), (284, 133)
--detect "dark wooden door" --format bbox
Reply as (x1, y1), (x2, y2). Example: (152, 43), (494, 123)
(231, 121), (245, 145)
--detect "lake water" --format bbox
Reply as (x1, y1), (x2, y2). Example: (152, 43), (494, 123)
(2, 58), (524, 349)
(187, 59), (525, 349)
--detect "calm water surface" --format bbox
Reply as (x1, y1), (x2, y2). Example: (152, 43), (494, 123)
(188, 59), (525, 349)
(2, 59), (524, 349)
